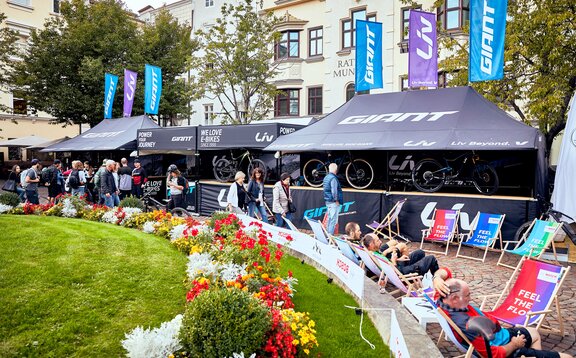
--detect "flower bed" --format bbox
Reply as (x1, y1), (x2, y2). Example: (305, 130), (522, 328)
(1, 198), (318, 357)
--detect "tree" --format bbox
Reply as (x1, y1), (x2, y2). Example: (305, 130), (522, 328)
(194, 0), (280, 124)
(432, 0), (576, 152)
(10, 0), (197, 127)
(0, 13), (18, 114)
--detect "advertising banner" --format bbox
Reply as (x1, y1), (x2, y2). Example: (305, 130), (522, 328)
(104, 73), (118, 119)
(137, 127), (197, 153)
(123, 69), (137, 117)
(355, 20), (383, 92)
(408, 10), (438, 88)
(144, 64), (162, 115)
(197, 123), (302, 150)
(390, 310), (411, 358)
(143, 176), (166, 200)
(469, 0), (508, 82)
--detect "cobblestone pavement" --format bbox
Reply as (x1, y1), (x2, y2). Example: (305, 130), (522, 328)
(419, 241), (576, 357)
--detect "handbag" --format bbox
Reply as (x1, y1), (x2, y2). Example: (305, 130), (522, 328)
(287, 201), (297, 213)
(2, 179), (16, 192)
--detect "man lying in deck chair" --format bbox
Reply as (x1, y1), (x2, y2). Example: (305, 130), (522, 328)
(437, 278), (572, 358)
(342, 221), (362, 242)
(362, 233), (440, 277)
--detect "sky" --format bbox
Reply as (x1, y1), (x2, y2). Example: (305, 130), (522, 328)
(122, 0), (170, 13)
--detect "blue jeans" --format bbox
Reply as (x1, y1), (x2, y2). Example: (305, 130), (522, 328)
(248, 202), (269, 223)
(25, 189), (39, 204)
(112, 193), (120, 206)
(101, 193), (115, 208)
(275, 212), (293, 228)
(72, 187), (85, 197)
(326, 202), (340, 235)
(16, 186), (26, 202)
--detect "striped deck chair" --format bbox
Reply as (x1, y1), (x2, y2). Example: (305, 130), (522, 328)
(497, 219), (562, 268)
(366, 198), (407, 240)
(481, 256), (570, 335)
(305, 217), (334, 245)
(456, 212), (505, 262)
(420, 209), (460, 256)
(333, 237), (361, 266)
(422, 293), (478, 358)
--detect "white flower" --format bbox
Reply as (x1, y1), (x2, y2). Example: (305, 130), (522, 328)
(283, 276), (299, 296)
(187, 252), (219, 281)
(61, 198), (78, 218)
(0, 204), (13, 214)
(142, 221), (156, 234)
(226, 353), (256, 358)
(119, 207), (143, 226)
(169, 224), (188, 242)
(121, 314), (183, 358)
(219, 262), (247, 282)
(101, 210), (118, 224)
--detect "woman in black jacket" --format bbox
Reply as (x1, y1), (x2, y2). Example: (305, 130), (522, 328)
(246, 167), (269, 223)
(8, 165), (25, 202)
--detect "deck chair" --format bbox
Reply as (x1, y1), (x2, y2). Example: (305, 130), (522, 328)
(305, 217), (334, 245)
(456, 212), (505, 262)
(283, 217), (300, 232)
(497, 219), (563, 268)
(333, 237), (361, 266)
(420, 209), (460, 256)
(366, 198), (407, 240)
(349, 243), (383, 280)
(481, 256), (570, 335)
(371, 252), (424, 298)
(421, 293), (478, 358)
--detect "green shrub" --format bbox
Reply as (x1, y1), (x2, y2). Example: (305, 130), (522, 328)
(0, 192), (20, 207)
(180, 288), (271, 357)
(119, 196), (144, 210)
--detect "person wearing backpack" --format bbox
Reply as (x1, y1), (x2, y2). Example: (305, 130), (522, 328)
(117, 158), (132, 200)
(45, 159), (62, 203)
(67, 160), (86, 196)
(167, 168), (187, 210)
(93, 160), (107, 204)
(25, 159), (41, 204)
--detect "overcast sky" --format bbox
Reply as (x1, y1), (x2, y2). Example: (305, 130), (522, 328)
(122, 0), (170, 13)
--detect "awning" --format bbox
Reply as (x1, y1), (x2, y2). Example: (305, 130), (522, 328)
(137, 126), (197, 155)
(27, 136), (71, 150)
(41, 115), (160, 152)
(0, 135), (51, 147)
(197, 123), (304, 150)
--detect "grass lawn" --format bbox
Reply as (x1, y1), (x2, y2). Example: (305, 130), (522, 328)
(281, 255), (390, 357)
(0, 215), (188, 357)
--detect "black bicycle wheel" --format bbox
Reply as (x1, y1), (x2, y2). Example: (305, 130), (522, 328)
(472, 161), (499, 195)
(170, 207), (191, 217)
(248, 159), (268, 181)
(213, 159), (234, 182)
(303, 159), (327, 187)
(513, 221), (533, 243)
(411, 159), (445, 193)
(345, 159), (374, 189)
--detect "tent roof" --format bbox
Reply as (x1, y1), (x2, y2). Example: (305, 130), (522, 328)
(0, 135), (51, 147)
(27, 136), (71, 149)
(265, 86), (543, 152)
(41, 115), (160, 152)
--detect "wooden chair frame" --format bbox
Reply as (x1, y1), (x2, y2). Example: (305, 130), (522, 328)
(456, 212), (505, 263)
(365, 198), (407, 240)
(420, 208), (461, 256)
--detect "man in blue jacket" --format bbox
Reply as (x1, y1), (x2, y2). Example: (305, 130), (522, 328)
(323, 163), (343, 235)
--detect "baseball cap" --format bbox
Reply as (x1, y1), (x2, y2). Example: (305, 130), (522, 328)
(31, 159), (39, 165)
(54, 159), (61, 165)
(133, 159), (140, 163)
(168, 164), (178, 172)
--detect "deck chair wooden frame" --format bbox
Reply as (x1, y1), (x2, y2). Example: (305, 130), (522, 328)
(481, 256), (570, 335)
(456, 212), (505, 263)
(366, 198), (407, 240)
(371, 251), (423, 299)
(304, 217), (335, 245)
(420, 208), (461, 256)
(333, 237), (361, 266)
(497, 219), (563, 269)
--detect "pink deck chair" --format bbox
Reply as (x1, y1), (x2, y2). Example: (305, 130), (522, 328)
(420, 208), (460, 255)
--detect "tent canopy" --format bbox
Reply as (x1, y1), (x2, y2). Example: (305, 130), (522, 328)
(27, 136), (71, 150)
(0, 135), (51, 147)
(41, 115), (159, 152)
(265, 87), (543, 152)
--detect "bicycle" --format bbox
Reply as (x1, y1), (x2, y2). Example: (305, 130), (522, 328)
(411, 152), (499, 195)
(514, 197), (576, 244)
(141, 191), (191, 217)
(213, 150), (267, 183)
(302, 152), (374, 190)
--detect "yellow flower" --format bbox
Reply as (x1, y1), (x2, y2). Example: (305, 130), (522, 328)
(292, 339), (300, 345)
(304, 349), (310, 355)
(261, 273), (269, 279)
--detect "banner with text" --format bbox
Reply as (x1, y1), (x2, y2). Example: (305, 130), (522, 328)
(104, 73), (118, 119)
(469, 0), (508, 82)
(355, 20), (383, 92)
(123, 69), (137, 117)
(144, 64), (162, 115)
(408, 10), (438, 88)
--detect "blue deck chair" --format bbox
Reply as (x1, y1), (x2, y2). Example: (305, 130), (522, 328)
(456, 212), (505, 262)
(333, 237), (361, 265)
(305, 217), (334, 245)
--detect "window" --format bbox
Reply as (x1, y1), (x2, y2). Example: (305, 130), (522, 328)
(12, 91), (27, 115)
(275, 31), (300, 60)
(400, 76), (409, 91)
(275, 89), (299, 117)
(205, 0), (214, 7)
(308, 27), (323, 57)
(53, 0), (60, 13)
(8, 146), (21, 161)
(438, 0), (469, 31)
(342, 9), (376, 49)
(204, 104), (214, 125)
(345, 83), (369, 102)
(438, 72), (455, 88)
(9, 0), (31, 7)
(401, 6), (421, 41)
(308, 87), (322, 115)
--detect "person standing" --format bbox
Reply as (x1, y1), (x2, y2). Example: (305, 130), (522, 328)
(167, 168), (186, 209)
(100, 160), (118, 208)
(246, 167), (269, 223)
(272, 173), (293, 228)
(45, 159), (63, 203)
(323, 163), (343, 235)
(25, 159), (41, 204)
(8, 165), (25, 202)
(93, 160), (107, 204)
(131, 159), (147, 198)
(68, 160), (87, 197)
(83, 161), (94, 202)
(226, 171), (247, 215)
(117, 158), (132, 200)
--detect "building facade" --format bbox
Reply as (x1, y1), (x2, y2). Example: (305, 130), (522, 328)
(0, 0), (79, 162)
